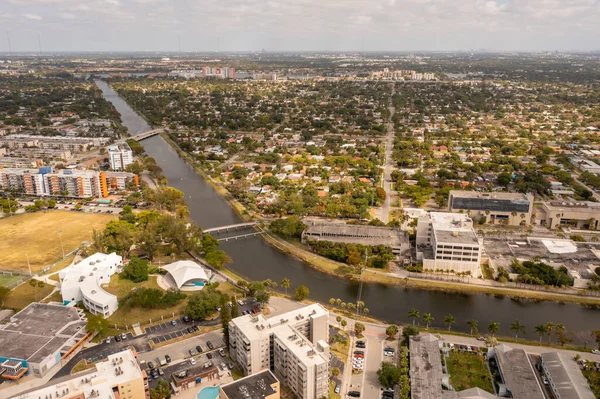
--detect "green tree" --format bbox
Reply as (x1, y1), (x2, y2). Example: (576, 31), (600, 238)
(280, 278), (291, 295)
(444, 314), (456, 331)
(86, 313), (109, 336)
(408, 308), (420, 325)
(336, 315), (342, 328)
(377, 362), (402, 388)
(423, 313), (434, 330)
(510, 320), (526, 341)
(230, 295), (240, 319)
(201, 234), (220, 253)
(150, 379), (171, 399)
(185, 287), (225, 320)
(121, 255), (149, 283)
(593, 330), (600, 349)
(534, 324), (546, 345)
(545, 322), (555, 344)
(402, 325), (419, 342)
(205, 250), (232, 269)
(467, 319), (479, 336)
(294, 285), (310, 301)
(221, 298), (232, 347)
(341, 319), (347, 331)
(331, 367), (340, 377)
(355, 322), (365, 337)
(255, 290), (271, 308)
(488, 321), (500, 337)
(386, 324), (399, 340)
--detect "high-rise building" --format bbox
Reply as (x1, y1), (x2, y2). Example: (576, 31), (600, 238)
(228, 304), (329, 399)
(10, 349), (150, 399)
(108, 143), (134, 170)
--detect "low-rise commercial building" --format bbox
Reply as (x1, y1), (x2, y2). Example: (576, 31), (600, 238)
(220, 369), (280, 399)
(570, 157), (600, 174)
(0, 303), (87, 379)
(538, 201), (600, 230)
(540, 352), (595, 399)
(448, 190), (534, 226)
(486, 344), (544, 398)
(10, 349), (150, 399)
(108, 142), (134, 170)
(59, 253), (122, 317)
(409, 334), (447, 399)
(228, 304), (329, 399)
(416, 212), (482, 276)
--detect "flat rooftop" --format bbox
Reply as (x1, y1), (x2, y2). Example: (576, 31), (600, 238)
(302, 221), (407, 248)
(410, 334), (443, 399)
(430, 213), (479, 245)
(541, 352), (596, 399)
(450, 190), (530, 201)
(493, 345), (544, 398)
(13, 350), (143, 399)
(0, 303), (85, 363)
(221, 369), (278, 399)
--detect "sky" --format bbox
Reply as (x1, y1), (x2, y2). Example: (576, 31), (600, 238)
(0, 0), (599, 53)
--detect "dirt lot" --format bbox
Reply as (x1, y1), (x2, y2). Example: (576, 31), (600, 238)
(0, 211), (116, 273)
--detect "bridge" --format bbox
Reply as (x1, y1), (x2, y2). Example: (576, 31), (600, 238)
(217, 231), (264, 242)
(204, 222), (258, 234)
(130, 129), (163, 142)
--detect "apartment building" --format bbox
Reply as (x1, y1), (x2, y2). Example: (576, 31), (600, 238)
(228, 304), (329, 399)
(0, 167), (50, 196)
(10, 349), (150, 399)
(0, 135), (95, 153)
(0, 157), (42, 168)
(59, 253), (122, 317)
(416, 212), (482, 276)
(448, 190), (534, 226)
(108, 142), (134, 170)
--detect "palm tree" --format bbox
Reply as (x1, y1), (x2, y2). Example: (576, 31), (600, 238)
(510, 320), (526, 341)
(329, 298), (336, 306)
(363, 308), (369, 315)
(280, 278), (291, 295)
(423, 313), (434, 330)
(488, 321), (500, 337)
(336, 315), (342, 328)
(444, 314), (456, 332)
(408, 308), (420, 325)
(467, 319), (479, 336)
(335, 298), (342, 307)
(534, 324), (546, 345)
(545, 322), (555, 344)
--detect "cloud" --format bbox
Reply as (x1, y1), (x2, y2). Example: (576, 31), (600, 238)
(22, 13), (42, 20)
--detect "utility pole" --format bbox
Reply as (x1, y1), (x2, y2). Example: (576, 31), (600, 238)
(57, 230), (65, 258)
(37, 33), (42, 55)
(355, 250), (367, 320)
(6, 31), (12, 55)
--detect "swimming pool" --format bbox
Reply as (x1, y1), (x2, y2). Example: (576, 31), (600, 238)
(197, 386), (219, 399)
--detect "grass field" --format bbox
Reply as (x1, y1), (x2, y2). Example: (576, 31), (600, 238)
(446, 351), (494, 393)
(0, 212), (116, 274)
(3, 279), (55, 310)
(0, 274), (24, 288)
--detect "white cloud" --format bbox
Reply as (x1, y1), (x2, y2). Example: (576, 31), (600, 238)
(22, 13), (42, 20)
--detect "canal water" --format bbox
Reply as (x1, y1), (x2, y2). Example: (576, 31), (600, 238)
(95, 80), (600, 340)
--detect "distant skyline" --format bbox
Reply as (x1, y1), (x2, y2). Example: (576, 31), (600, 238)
(1, 0), (599, 53)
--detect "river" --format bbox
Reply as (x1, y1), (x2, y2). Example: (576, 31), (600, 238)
(95, 80), (600, 340)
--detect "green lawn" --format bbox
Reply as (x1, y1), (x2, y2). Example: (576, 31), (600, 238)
(3, 279), (55, 310)
(446, 351), (494, 393)
(582, 367), (600, 398)
(0, 275), (24, 288)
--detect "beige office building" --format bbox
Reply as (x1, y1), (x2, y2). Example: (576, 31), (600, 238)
(538, 201), (600, 230)
(416, 212), (482, 276)
(448, 190), (534, 226)
(228, 304), (329, 399)
(10, 349), (150, 399)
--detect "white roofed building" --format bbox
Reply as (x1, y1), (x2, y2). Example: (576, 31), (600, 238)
(59, 253), (122, 318)
(161, 260), (210, 291)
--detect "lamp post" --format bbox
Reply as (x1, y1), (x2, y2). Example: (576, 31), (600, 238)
(25, 253), (32, 277)
(57, 230), (65, 258)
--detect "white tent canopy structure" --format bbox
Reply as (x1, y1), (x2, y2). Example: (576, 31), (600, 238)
(162, 260), (209, 290)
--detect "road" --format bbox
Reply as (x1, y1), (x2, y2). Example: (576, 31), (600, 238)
(377, 83), (397, 223)
(19, 200), (123, 215)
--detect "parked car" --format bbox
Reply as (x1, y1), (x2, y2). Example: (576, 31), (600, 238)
(237, 300), (244, 306)
(218, 348), (226, 357)
(114, 335), (121, 342)
(190, 358), (196, 365)
(148, 361), (155, 369)
(187, 327), (194, 333)
(196, 345), (203, 353)
(158, 368), (164, 376)
(207, 353), (213, 359)
(334, 384), (341, 394)
(207, 341), (214, 349)
(183, 315), (191, 323)
(542, 376), (549, 385)
(348, 391), (361, 397)
(170, 320), (177, 326)
(592, 350), (600, 355)
(165, 354), (171, 363)
(477, 336), (486, 341)
(150, 370), (159, 379)
(121, 333), (127, 340)
(105, 337), (111, 344)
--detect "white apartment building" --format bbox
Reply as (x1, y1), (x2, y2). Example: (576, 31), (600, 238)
(228, 304), (329, 399)
(416, 212), (482, 276)
(108, 143), (134, 170)
(11, 349), (150, 399)
(59, 253), (122, 317)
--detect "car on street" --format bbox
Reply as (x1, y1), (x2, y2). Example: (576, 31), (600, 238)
(477, 336), (486, 341)
(196, 345), (203, 353)
(207, 341), (214, 349)
(165, 354), (171, 363)
(348, 391), (361, 397)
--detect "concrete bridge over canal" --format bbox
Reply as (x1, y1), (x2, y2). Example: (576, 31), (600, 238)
(130, 129), (163, 141)
(203, 222), (258, 234)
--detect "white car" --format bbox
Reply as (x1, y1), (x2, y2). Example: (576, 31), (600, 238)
(190, 358), (196, 365)
(238, 300), (244, 306)
(592, 350), (600, 355)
